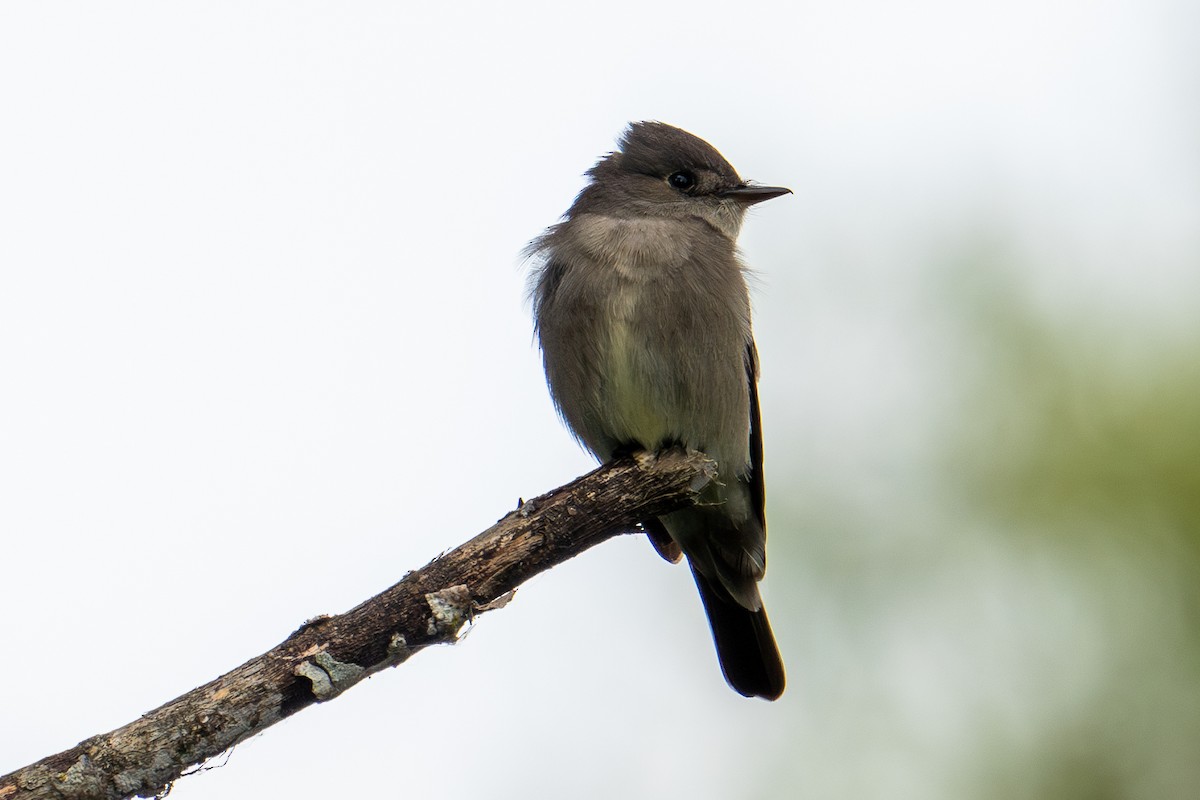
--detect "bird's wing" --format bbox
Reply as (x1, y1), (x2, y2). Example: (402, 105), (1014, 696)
(643, 517), (683, 563)
(745, 341), (766, 534)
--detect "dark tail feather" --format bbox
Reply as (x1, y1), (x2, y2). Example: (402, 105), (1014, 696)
(692, 567), (785, 701)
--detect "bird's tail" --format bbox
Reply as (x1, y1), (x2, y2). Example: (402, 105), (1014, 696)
(692, 566), (785, 701)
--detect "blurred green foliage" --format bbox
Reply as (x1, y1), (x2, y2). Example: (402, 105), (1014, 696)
(940, 257), (1200, 799)
(952, 275), (1200, 542)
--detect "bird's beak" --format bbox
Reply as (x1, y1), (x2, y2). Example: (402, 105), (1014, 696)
(719, 183), (792, 206)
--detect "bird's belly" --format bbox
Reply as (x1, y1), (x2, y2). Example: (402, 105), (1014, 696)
(603, 316), (673, 449)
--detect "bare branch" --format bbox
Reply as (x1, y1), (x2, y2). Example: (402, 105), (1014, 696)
(1, 450), (716, 800)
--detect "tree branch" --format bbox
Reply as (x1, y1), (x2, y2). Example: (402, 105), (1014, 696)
(1, 450), (716, 800)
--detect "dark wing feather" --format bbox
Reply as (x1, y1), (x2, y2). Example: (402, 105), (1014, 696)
(745, 342), (766, 533)
(642, 518), (683, 563)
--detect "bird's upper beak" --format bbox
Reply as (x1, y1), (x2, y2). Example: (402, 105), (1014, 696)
(719, 183), (792, 206)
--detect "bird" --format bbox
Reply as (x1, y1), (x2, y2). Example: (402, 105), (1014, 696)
(528, 121), (789, 700)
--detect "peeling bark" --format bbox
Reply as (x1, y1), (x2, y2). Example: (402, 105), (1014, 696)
(1, 450), (716, 800)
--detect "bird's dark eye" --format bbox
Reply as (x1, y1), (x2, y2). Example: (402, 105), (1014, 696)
(667, 171), (696, 191)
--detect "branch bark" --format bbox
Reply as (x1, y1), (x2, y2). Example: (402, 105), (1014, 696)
(1, 450), (716, 800)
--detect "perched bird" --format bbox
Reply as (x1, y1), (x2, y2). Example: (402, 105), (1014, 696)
(528, 122), (789, 699)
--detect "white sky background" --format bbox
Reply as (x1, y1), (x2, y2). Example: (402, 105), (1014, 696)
(2, 2), (1197, 799)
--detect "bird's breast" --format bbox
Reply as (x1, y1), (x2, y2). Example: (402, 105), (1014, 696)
(570, 214), (694, 278)
(543, 212), (749, 464)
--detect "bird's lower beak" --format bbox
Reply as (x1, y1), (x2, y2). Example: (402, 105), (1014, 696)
(719, 184), (792, 205)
